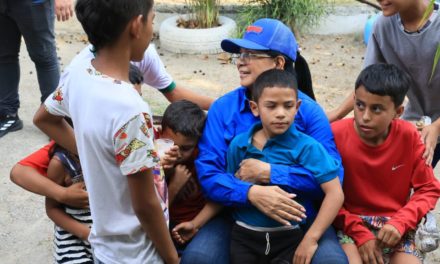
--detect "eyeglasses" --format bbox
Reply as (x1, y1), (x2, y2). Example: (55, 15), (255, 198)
(231, 52), (273, 65)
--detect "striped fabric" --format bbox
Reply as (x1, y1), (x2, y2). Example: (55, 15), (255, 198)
(53, 206), (93, 263)
(52, 150), (93, 263)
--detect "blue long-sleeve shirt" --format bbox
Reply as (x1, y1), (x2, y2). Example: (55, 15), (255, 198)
(227, 122), (340, 227)
(195, 87), (343, 207)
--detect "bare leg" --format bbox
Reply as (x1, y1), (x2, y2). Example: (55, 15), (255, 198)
(341, 243), (362, 264)
(390, 252), (422, 264)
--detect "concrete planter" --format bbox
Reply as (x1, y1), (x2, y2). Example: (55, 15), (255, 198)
(159, 14), (236, 54)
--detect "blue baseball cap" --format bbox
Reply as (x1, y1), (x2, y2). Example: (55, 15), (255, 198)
(221, 18), (298, 62)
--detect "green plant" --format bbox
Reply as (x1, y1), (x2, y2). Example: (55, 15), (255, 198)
(419, 0), (440, 83)
(180, 0), (220, 29)
(236, 0), (330, 35)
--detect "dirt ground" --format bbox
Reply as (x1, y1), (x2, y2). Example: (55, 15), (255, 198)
(0, 4), (439, 264)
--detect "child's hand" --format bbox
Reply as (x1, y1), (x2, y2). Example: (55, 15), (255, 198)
(161, 145), (179, 169)
(78, 225), (91, 242)
(236, 158), (270, 184)
(377, 224), (401, 248)
(293, 236), (318, 264)
(61, 182), (89, 208)
(172, 221), (198, 244)
(358, 239), (384, 264)
(169, 164), (192, 190)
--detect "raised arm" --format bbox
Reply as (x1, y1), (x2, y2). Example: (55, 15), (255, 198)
(133, 45), (215, 110)
(162, 84), (215, 111)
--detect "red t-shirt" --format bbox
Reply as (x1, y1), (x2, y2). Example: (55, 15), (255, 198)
(18, 141), (55, 177)
(169, 151), (207, 224)
(332, 118), (440, 246)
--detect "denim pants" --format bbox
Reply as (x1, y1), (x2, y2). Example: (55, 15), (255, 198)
(0, 0), (59, 116)
(180, 213), (348, 264)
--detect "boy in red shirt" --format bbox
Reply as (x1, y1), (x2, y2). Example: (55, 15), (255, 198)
(332, 64), (440, 264)
(160, 100), (222, 250)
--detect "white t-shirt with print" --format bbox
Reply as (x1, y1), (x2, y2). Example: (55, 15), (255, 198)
(68, 44), (173, 90)
(45, 56), (168, 264)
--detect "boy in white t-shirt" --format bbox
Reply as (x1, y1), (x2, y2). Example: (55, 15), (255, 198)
(33, 0), (178, 263)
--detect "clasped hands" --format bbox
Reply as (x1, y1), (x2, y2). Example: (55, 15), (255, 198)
(238, 158), (307, 226)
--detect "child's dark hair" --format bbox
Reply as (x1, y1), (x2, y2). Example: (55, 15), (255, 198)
(129, 64), (144, 85)
(75, 0), (153, 53)
(266, 50), (315, 101)
(161, 100), (206, 139)
(252, 69), (298, 102)
(355, 64), (412, 106)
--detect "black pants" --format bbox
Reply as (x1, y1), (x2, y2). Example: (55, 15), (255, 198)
(230, 223), (303, 264)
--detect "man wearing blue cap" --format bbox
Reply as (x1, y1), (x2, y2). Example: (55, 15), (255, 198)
(188, 18), (348, 264)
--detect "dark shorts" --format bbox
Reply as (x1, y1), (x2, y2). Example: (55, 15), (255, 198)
(230, 222), (303, 264)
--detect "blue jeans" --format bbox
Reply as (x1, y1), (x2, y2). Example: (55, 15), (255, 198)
(0, 0), (59, 116)
(311, 226), (348, 264)
(180, 213), (348, 264)
(180, 213), (233, 264)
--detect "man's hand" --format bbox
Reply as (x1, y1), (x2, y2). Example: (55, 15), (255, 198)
(421, 124), (440, 165)
(55, 0), (74, 22)
(377, 224), (401, 248)
(293, 236), (318, 264)
(247, 185), (306, 226)
(59, 182), (89, 208)
(172, 221), (198, 244)
(358, 240), (384, 264)
(236, 158), (270, 184)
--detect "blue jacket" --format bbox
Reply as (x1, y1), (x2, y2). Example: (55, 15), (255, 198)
(195, 86), (343, 207)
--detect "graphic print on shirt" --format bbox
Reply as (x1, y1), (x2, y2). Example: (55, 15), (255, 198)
(52, 88), (64, 104)
(114, 112), (169, 221)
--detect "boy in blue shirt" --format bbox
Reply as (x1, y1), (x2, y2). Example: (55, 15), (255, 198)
(227, 69), (344, 264)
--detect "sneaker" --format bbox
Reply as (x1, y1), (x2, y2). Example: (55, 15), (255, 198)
(0, 114), (23, 138)
(415, 211), (440, 253)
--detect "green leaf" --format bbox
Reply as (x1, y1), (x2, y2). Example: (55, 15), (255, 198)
(429, 43), (440, 83)
(417, 0), (435, 30)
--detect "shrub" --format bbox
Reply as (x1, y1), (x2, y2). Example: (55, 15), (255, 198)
(237, 0), (330, 35)
(179, 0), (220, 28)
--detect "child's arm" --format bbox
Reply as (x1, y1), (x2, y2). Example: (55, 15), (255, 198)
(127, 169), (179, 264)
(171, 201), (223, 244)
(333, 207), (376, 247)
(34, 105), (77, 155)
(167, 164), (192, 205)
(377, 137), (440, 248)
(294, 177), (344, 264)
(11, 163), (89, 208)
(45, 157), (90, 241)
(326, 91), (354, 122)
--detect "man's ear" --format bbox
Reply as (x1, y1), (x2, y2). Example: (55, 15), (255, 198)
(395, 105), (404, 119)
(130, 15), (144, 39)
(295, 99), (302, 111)
(249, 100), (259, 117)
